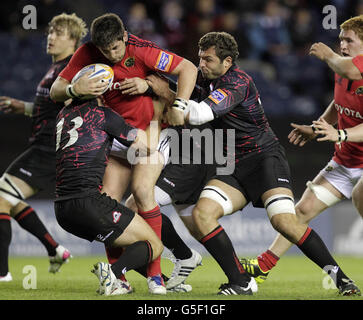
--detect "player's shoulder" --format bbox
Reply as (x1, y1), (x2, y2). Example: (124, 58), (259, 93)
(55, 54), (72, 65)
(127, 33), (160, 50)
(353, 54), (363, 63)
(74, 41), (101, 57)
(220, 64), (251, 86)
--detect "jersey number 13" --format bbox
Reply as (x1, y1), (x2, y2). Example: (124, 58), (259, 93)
(56, 116), (83, 151)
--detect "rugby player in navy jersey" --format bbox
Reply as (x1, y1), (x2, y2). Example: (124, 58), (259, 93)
(54, 97), (163, 295)
(0, 13), (87, 281)
(148, 31), (358, 296)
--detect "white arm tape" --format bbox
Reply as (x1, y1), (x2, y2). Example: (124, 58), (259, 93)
(24, 102), (34, 117)
(188, 100), (215, 125)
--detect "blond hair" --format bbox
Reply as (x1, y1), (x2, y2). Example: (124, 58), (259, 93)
(341, 15), (363, 42)
(49, 13), (88, 48)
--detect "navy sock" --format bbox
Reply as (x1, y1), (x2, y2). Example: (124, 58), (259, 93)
(111, 241), (153, 279)
(201, 225), (249, 286)
(297, 227), (349, 287)
(0, 214), (12, 276)
(14, 207), (58, 256)
(161, 213), (192, 260)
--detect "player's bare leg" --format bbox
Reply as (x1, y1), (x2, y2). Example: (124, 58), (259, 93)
(131, 151), (166, 293)
(192, 179), (256, 294)
(92, 213), (164, 295)
(352, 176), (363, 219)
(101, 156), (131, 202)
(0, 174), (70, 278)
(100, 156), (132, 290)
(125, 195), (202, 291)
(242, 176), (344, 282)
(259, 186), (359, 295)
(129, 99), (169, 293)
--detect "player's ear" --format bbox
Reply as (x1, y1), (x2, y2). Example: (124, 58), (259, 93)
(123, 31), (128, 42)
(223, 56), (233, 69)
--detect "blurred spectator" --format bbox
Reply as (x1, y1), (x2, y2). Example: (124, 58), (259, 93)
(2, 0), (361, 118)
(247, 0), (291, 61)
(160, 0), (186, 53)
(217, 10), (250, 58)
(187, 0), (222, 32)
(184, 0), (223, 63)
(288, 7), (316, 53)
(354, 0), (363, 15)
(126, 2), (167, 47)
(64, 0), (105, 29)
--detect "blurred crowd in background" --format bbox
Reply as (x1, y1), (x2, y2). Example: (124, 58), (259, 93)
(0, 0), (362, 117)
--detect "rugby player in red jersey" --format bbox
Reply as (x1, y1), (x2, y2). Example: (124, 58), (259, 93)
(50, 13), (197, 294)
(0, 13), (88, 282)
(240, 15), (363, 296)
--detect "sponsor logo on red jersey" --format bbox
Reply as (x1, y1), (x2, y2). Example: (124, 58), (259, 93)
(155, 51), (173, 72)
(335, 103), (363, 120)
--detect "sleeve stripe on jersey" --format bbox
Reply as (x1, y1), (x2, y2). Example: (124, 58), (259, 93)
(127, 34), (161, 50)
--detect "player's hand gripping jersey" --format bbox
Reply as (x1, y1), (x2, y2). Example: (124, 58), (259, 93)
(194, 64), (279, 161)
(59, 34), (183, 130)
(31, 56), (71, 150)
(332, 54), (363, 168)
(55, 100), (137, 201)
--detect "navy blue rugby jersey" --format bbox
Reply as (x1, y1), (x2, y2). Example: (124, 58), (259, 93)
(30, 56), (71, 150)
(194, 65), (279, 161)
(55, 99), (137, 200)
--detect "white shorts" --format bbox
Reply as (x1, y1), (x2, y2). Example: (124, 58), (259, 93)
(318, 159), (363, 199)
(110, 129), (171, 167)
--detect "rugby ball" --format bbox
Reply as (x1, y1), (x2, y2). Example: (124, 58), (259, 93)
(71, 63), (114, 99)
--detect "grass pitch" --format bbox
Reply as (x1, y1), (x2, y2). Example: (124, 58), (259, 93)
(1, 255), (363, 300)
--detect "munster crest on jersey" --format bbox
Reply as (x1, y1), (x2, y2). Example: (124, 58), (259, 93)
(124, 57), (135, 67)
(356, 86), (363, 95)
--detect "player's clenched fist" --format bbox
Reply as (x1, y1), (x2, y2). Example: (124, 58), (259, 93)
(309, 42), (335, 62)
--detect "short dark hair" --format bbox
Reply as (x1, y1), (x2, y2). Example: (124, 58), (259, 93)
(198, 32), (239, 63)
(91, 13), (125, 48)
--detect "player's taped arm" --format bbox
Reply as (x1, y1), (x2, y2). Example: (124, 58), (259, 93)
(186, 100), (215, 125)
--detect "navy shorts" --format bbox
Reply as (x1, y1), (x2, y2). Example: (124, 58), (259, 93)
(6, 145), (55, 191)
(156, 162), (216, 205)
(213, 144), (293, 208)
(54, 192), (135, 246)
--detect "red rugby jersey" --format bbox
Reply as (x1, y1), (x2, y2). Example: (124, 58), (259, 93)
(332, 54), (363, 167)
(59, 33), (183, 130)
